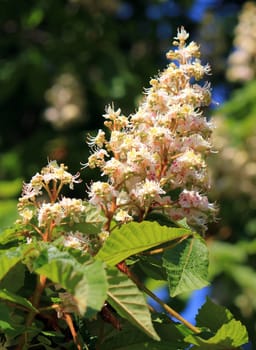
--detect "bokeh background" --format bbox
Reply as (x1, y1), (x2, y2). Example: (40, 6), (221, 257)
(1, 0), (256, 347)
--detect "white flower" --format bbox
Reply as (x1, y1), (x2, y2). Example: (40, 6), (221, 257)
(63, 231), (89, 251)
(88, 181), (117, 206)
(19, 208), (34, 224)
(87, 129), (106, 151)
(114, 209), (133, 223)
(131, 179), (165, 206)
(38, 202), (63, 227)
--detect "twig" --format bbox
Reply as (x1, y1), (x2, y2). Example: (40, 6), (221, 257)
(63, 313), (83, 350)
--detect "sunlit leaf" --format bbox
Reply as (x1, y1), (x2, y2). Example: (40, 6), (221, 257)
(0, 224), (24, 245)
(163, 236), (209, 297)
(107, 267), (160, 341)
(96, 221), (192, 266)
(34, 246), (107, 316)
(186, 320), (248, 349)
(185, 298), (248, 349)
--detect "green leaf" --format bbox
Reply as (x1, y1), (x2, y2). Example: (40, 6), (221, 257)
(88, 315), (188, 350)
(69, 202), (106, 235)
(0, 262), (25, 293)
(96, 221), (192, 266)
(34, 246), (107, 316)
(0, 224), (24, 245)
(0, 288), (38, 312)
(163, 236), (209, 297)
(0, 244), (30, 281)
(185, 298), (248, 349)
(145, 211), (176, 227)
(76, 260), (108, 318)
(102, 324), (186, 350)
(195, 298), (233, 332)
(186, 320), (248, 349)
(106, 267), (160, 341)
(0, 302), (25, 337)
(137, 256), (167, 281)
(0, 302), (15, 332)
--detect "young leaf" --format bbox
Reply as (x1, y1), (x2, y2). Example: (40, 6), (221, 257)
(0, 288), (38, 312)
(34, 246), (108, 316)
(96, 221), (192, 266)
(162, 236), (209, 297)
(106, 267), (160, 341)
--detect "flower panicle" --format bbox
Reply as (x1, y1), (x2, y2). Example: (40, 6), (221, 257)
(85, 27), (216, 233)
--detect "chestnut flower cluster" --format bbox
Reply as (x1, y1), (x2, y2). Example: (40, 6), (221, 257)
(86, 27), (216, 233)
(17, 161), (91, 248)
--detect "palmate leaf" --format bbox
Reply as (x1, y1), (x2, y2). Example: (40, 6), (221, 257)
(106, 267), (160, 341)
(96, 221), (191, 266)
(0, 288), (38, 312)
(34, 246), (108, 316)
(162, 235), (209, 297)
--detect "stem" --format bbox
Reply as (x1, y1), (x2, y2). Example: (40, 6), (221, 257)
(63, 313), (83, 350)
(143, 235), (191, 255)
(140, 283), (200, 334)
(38, 303), (60, 312)
(16, 275), (47, 350)
(117, 262), (200, 334)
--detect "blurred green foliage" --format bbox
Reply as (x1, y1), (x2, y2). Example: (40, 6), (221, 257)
(209, 80), (256, 345)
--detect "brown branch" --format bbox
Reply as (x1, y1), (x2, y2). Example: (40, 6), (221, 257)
(63, 313), (83, 350)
